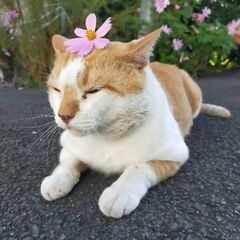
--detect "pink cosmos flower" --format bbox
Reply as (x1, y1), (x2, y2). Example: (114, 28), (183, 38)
(202, 7), (211, 18)
(172, 38), (183, 51)
(155, 0), (170, 13)
(227, 19), (240, 36)
(5, 10), (19, 21)
(161, 25), (172, 35)
(175, 4), (181, 10)
(192, 13), (205, 23)
(64, 13), (112, 56)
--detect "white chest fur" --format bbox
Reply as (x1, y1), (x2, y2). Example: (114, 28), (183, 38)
(60, 67), (189, 174)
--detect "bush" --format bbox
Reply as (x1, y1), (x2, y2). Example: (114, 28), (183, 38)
(0, 0), (239, 86)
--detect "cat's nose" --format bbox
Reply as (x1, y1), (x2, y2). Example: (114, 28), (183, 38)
(58, 114), (74, 124)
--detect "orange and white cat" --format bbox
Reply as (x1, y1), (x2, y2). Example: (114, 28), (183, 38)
(41, 29), (230, 218)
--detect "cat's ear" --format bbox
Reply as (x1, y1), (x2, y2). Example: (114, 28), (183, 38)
(52, 34), (68, 54)
(124, 28), (161, 69)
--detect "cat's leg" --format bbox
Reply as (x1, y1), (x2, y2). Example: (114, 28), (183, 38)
(41, 148), (86, 201)
(99, 160), (182, 218)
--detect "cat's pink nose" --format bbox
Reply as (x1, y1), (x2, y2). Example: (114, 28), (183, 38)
(58, 114), (74, 124)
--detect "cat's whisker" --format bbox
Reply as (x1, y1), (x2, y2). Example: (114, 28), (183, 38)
(93, 126), (107, 145)
(22, 120), (55, 129)
(51, 127), (61, 152)
(94, 121), (111, 129)
(25, 124), (56, 156)
(46, 125), (60, 159)
(23, 123), (57, 159)
(8, 114), (54, 123)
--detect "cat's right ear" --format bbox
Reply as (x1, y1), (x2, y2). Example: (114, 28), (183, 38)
(52, 34), (68, 54)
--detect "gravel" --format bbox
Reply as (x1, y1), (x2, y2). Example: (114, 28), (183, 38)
(0, 69), (240, 239)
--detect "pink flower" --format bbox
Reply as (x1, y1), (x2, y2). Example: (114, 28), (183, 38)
(155, 0), (170, 13)
(161, 25), (172, 35)
(5, 10), (19, 21)
(192, 13), (205, 23)
(202, 7), (211, 18)
(227, 19), (240, 36)
(175, 4), (181, 10)
(64, 13), (112, 56)
(9, 28), (15, 34)
(172, 38), (183, 51)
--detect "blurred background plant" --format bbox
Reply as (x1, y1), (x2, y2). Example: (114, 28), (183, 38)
(0, 0), (239, 87)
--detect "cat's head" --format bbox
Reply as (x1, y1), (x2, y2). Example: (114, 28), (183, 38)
(48, 29), (161, 137)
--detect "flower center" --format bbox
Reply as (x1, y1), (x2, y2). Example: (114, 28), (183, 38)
(86, 29), (96, 40)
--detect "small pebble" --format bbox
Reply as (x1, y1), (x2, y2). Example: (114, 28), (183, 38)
(32, 224), (39, 238)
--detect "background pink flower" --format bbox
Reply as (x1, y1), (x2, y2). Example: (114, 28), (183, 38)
(202, 7), (211, 18)
(192, 13), (205, 23)
(161, 25), (172, 35)
(5, 10), (19, 21)
(175, 4), (181, 10)
(172, 38), (183, 51)
(227, 19), (240, 36)
(155, 0), (170, 13)
(64, 13), (112, 56)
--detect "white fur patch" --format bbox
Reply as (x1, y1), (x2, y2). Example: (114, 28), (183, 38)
(41, 149), (80, 201)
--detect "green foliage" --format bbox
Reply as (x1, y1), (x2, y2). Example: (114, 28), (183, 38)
(150, 0), (238, 76)
(0, 0), (239, 87)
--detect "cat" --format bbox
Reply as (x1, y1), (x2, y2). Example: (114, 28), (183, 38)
(41, 29), (230, 218)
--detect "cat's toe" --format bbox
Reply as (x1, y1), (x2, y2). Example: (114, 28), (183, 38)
(98, 186), (140, 218)
(40, 169), (78, 201)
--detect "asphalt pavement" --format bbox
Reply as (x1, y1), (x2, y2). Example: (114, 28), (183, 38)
(0, 69), (240, 240)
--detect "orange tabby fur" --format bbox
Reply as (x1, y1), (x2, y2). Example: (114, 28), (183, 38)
(151, 62), (202, 136)
(148, 160), (182, 181)
(58, 85), (79, 119)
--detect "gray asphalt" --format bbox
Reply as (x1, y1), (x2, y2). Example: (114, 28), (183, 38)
(0, 70), (240, 240)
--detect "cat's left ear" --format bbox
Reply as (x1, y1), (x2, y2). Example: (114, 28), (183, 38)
(52, 34), (68, 54)
(124, 28), (161, 69)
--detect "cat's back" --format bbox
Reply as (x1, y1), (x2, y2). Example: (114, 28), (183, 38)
(150, 62), (202, 136)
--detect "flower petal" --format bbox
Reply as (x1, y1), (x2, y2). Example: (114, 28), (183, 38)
(77, 41), (94, 56)
(64, 38), (85, 46)
(94, 38), (110, 49)
(74, 28), (86, 37)
(67, 45), (82, 53)
(85, 13), (97, 30)
(96, 17), (112, 38)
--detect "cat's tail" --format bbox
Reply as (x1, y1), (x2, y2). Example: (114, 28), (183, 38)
(201, 103), (231, 118)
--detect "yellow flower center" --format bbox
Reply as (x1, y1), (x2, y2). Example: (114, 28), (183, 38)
(86, 29), (96, 40)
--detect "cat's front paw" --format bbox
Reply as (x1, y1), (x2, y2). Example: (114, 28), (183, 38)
(98, 185), (140, 218)
(41, 168), (79, 201)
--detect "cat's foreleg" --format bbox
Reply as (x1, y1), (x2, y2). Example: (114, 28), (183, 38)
(41, 148), (86, 201)
(98, 160), (182, 218)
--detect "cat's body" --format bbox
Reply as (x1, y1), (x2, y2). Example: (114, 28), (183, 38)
(41, 29), (230, 218)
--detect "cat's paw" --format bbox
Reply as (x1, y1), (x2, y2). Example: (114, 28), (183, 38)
(40, 168), (79, 201)
(98, 185), (140, 218)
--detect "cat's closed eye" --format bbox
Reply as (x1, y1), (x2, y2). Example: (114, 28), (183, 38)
(82, 88), (101, 99)
(54, 87), (61, 92)
(86, 88), (101, 94)
(49, 86), (61, 93)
